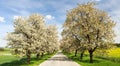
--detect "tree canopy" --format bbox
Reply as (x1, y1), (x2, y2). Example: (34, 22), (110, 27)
(61, 3), (115, 63)
(7, 14), (59, 64)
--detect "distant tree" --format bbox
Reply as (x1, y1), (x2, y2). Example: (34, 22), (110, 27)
(45, 25), (59, 54)
(62, 2), (115, 63)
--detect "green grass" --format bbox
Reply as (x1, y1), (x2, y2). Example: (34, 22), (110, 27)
(64, 52), (120, 66)
(0, 49), (54, 66)
(0, 55), (18, 65)
(0, 54), (54, 66)
(0, 48), (11, 55)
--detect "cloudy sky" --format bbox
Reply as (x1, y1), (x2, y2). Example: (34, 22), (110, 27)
(0, 0), (120, 47)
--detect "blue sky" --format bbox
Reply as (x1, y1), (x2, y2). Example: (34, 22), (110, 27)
(0, 0), (120, 47)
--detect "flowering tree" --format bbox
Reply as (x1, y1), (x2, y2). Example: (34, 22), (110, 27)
(61, 3), (115, 63)
(7, 14), (59, 64)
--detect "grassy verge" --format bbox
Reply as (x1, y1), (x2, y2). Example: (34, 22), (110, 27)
(0, 55), (18, 65)
(64, 52), (120, 66)
(0, 54), (54, 66)
(0, 48), (11, 55)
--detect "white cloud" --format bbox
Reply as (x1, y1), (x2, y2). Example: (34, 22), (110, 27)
(45, 15), (55, 20)
(112, 17), (120, 43)
(114, 23), (120, 43)
(109, 11), (120, 43)
(57, 24), (63, 40)
(0, 17), (5, 22)
(13, 15), (21, 19)
(0, 24), (14, 47)
(0, 39), (7, 47)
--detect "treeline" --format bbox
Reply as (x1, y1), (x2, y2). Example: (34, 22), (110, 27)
(7, 14), (59, 64)
(60, 2), (115, 63)
(114, 44), (120, 47)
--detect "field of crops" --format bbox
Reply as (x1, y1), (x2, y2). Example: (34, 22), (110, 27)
(107, 48), (120, 58)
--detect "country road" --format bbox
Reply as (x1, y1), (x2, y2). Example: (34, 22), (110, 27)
(39, 51), (80, 66)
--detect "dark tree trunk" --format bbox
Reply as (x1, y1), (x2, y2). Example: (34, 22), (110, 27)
(53, 49), (56, 53)
(88, 46), (97, 63)
(80, 50), (84, 60)
(47, 51), (50, 54)
(89, 51), (93, 63)
(26, 50), (31, 64)
(41, 52), (44, 57)
(27, 54), (31, 64)
(36, 53), (40, 59)
(74, 49), (78, 56)
(80, 49), (85, 61)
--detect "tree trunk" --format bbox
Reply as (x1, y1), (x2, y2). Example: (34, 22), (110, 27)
(47, 51), (50, 54)
(41, 52), (44, 57)
(27, 54), (30, 64)
(53, 49), (55, 53)
(36, 53), (40, 59)
(80, 51), (84, 60)
(26, 50), (31, 64)
(89, 51), (93, 63)
(74, 49), (78, 56)
(80, 52), (84, 60)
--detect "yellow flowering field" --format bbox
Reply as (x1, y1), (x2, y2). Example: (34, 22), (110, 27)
(107, 48), (120, 58)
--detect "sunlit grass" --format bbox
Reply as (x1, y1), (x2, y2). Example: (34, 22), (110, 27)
(0, 54), (54, 66)
(0, 48), (55, 66)
(64, 52), (120, 66)
(0, 55), (18, 65)
(63, 46), (120, 66)
(0, 48), (11, 55)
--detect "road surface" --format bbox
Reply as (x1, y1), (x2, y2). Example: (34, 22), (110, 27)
(39, 51), (80, 66)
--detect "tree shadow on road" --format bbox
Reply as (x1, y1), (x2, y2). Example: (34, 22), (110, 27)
(48, 56), (72, 61)
(48, 52), (72, 61)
